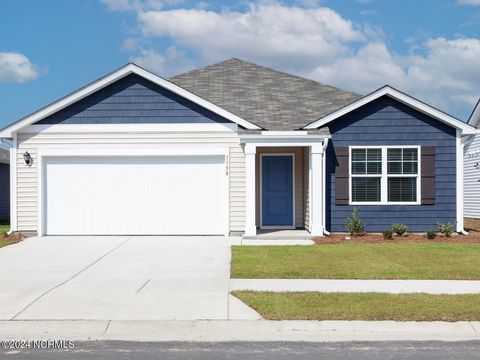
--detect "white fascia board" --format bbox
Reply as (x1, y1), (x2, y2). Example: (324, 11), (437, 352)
(37, 147), (229, 157)
(304, 86), (477, 135)
(0, 64), (259, 138)
(20, 123), (238, 134)
(468, 99), (480, 128)
(240, 134), (328, 144)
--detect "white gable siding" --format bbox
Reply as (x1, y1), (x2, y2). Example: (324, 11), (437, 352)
(464, 133), (480, 219)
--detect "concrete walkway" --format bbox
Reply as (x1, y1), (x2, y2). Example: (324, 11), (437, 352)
(1, 320), (479, 342)
(230, 279), (480, 294)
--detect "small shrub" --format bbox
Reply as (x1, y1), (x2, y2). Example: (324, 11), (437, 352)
(438, 222), (455, 237)
(383, 229), (393, 240)
(345, 208), (365, 236)
(391, 224), (408, 236)
(425, 230), (437, 240)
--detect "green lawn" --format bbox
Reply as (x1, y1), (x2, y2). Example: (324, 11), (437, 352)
(0, 223), (9, 234)
(231, 243), (480, 280)
(233, 291), (480, 321)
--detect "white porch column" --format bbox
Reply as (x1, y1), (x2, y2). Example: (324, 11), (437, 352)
(244, 143), (257, 236)
(310, 144), (324, 236)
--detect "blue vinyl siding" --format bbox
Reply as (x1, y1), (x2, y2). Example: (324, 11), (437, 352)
(326, 96), (457, 232)
(0, 164), (10, 221)
(35, 74), (230, 125)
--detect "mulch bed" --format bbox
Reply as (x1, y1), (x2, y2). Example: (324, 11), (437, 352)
(0, 233), (25, 243)
(315, 230), (480, 244)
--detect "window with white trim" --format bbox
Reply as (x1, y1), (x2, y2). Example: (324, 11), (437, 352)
(350, 147), (420, 205)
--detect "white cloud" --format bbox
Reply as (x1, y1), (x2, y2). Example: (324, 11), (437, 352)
(310, 37), (480, 116)
(137, 4), (364, 72)
(105, 1), (480, 118)
(131, 46), (195, 76)
(100, 0), (182, 11)
(0, 52), (39, 83)
(458, 0), (480, 5)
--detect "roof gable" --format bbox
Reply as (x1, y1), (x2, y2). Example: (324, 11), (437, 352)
(0, 63), (260, 137)
(35, 73), (230, 125)
(304, 85), (477, 135)
(170, 58), (360, 131)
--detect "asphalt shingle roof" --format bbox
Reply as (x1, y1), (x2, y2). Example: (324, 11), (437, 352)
(169, 58), (361, 131)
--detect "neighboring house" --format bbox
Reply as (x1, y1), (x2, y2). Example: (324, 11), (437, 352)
(0, 142), (10, 222)
(464, 100), (480, 219)
(0, 59), (475, 236)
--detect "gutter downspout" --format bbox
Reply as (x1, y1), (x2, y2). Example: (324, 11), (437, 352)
(322, 138), (330, 236)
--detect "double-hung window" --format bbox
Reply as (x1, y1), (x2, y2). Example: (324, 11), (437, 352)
(350, 146), (420, 205)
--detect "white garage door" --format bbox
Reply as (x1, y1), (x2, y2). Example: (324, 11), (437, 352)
(43, 156), (227, 235)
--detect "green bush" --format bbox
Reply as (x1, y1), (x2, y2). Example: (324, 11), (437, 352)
(438, 222), (455, 237)
(425, 230), (437, 240)
(383, 229), (393, 240)
(391, 224), (408, 236)
(345, 208), (365, 236)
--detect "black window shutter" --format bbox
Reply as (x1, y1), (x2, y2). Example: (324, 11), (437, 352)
(335, 147), (349, 205)
(421, 146), (435, 205)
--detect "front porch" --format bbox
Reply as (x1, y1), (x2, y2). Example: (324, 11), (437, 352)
(242, 229), (315, 240)
(240, 132), (329, 237)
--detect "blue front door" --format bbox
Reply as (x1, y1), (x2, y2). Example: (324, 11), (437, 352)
(262, 155), (294, 227)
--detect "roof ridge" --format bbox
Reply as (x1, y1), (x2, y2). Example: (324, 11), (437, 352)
(170, 57), (361, 97)
(169, 58), (240, 80)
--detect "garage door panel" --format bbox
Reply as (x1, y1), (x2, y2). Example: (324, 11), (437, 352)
(44, 156), (227, 235)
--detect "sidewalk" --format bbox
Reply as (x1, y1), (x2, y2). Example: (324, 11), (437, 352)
(0, 320), (479, 342)
(230, 279), (480, 294)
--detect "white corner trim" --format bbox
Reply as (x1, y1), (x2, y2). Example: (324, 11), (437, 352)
(456, 129), (465, 233)
(304, 86), (477, 135)
(322, 138), (329, 236)
(9, 134), (17, 233)
(244, 144), (257, 236)
(20, 123), (238, 134)
(310, 145), (324, 236)
(0, 63), (260, 138)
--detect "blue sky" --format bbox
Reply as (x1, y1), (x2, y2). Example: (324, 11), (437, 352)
(1, 0), (480, 129)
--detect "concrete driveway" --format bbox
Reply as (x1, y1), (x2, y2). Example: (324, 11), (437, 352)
(0, 236), (258, 320)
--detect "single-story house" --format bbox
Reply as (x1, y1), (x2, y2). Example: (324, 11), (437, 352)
(0, 142), (10, 222)
(464, 100), (480, 219)
(0, 59), (476, 236)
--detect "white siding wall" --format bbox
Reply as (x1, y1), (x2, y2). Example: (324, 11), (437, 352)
(229, 144), (246, 233)
(16, 131), (245, 233)
(464, 133), (480, 219)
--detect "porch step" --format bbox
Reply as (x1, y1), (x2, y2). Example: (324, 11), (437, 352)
(242, 229), (316, 241)
(242, 235), (316, 240)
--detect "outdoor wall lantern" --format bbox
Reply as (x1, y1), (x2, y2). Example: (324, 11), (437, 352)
(23, 151), (32, 166)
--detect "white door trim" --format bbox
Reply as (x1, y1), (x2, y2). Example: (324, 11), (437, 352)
(259, 153), (296, 230)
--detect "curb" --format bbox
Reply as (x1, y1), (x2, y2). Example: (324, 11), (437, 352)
(0, 320), (479, 342)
